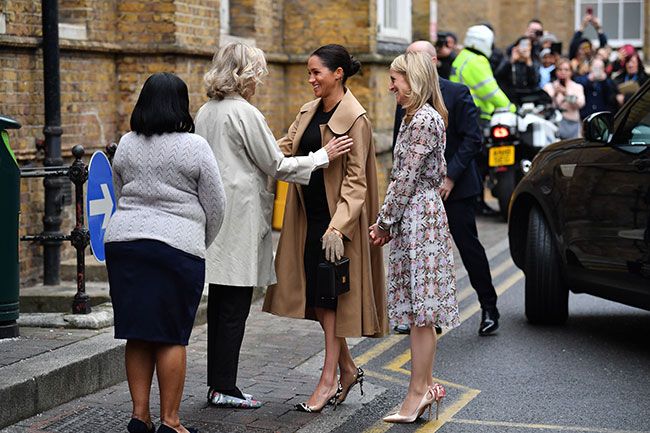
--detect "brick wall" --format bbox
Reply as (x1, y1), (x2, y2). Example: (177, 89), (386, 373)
(174, 0), (220, 49)
(117, 0), (176, 45)
(412, 0), (431, 41)
(283, 0), (372, 55)
(0, 1), (42, 37)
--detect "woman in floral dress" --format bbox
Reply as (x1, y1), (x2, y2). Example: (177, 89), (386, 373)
(370, 52), (460, 424)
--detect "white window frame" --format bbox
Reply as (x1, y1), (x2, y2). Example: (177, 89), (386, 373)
(220, 0), (230, 36)
(377, 0), (412, 43)
(574, 0), (644, 47)
(218, 0), (255, 46)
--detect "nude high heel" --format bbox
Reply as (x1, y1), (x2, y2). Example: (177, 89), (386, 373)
(382, 387), (436, 423)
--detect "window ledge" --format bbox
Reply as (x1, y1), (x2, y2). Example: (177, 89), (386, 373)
(59, 23), (87, 41)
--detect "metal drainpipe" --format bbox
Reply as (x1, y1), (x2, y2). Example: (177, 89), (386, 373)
(41, 0), (64, 285)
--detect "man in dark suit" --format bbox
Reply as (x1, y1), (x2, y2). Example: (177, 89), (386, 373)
(392, 40), (500, 336)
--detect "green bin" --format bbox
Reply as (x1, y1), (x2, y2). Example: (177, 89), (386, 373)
(0, 115), (21, 339)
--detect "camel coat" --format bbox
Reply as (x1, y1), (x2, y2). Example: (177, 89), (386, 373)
(262, 90), (388, 338)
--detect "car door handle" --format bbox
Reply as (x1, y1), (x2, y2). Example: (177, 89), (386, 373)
(632, 158), (650, 170)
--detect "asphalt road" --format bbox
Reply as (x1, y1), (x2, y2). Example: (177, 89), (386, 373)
(310, 215), (650, 433)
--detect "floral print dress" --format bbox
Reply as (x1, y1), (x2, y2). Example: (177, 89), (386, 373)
(378, 104), (460, 330)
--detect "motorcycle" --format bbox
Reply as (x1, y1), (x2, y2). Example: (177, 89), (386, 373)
(484, 89), (561, 219)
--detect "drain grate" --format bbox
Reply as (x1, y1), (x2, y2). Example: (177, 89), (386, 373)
(39, 406), (127, 433)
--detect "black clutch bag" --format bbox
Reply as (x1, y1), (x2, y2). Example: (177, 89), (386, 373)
(316, 257), (350, 304)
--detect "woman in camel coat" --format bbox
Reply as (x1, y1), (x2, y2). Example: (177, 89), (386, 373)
(263, 44), (387, 413)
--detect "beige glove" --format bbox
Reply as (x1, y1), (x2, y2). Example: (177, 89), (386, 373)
(322, 229), (344, 262)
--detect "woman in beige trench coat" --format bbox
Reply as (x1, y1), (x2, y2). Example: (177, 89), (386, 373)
(263, 44), (388, 413)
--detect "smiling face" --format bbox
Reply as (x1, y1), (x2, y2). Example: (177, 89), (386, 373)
(307, 55), (342, 99)
(389, 69), (410, 106)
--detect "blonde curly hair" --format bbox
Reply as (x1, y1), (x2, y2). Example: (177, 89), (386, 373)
(204, 42), (268, 100)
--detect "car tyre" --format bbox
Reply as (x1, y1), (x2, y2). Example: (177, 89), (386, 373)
(524, 206), (569, 324)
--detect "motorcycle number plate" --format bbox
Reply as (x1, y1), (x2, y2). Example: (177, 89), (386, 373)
(488, 146), (515, 167)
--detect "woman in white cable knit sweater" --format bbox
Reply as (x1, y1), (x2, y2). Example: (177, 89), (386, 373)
(104, 72), (226, 433)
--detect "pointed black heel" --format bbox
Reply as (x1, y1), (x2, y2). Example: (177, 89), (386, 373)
(296, 385), (340, 413)
(334, 367), (364, 407)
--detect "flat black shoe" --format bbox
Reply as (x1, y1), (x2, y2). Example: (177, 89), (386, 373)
(479, 308), (500, 336)
(157, 424), (198, 433)
(128, 418), (155, 433)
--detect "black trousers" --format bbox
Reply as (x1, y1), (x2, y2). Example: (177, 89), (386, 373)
(207, 284), (253, 389)
(444, 196), (498, 310)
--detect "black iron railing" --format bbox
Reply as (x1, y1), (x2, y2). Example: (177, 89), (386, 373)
(21, 145), (91, 314)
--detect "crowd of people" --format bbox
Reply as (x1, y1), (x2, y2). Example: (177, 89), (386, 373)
(436, 13), (647, 139)
(100, 14), (647, 432)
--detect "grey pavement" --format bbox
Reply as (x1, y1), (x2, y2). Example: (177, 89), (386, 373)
(1, 202), (508, 432)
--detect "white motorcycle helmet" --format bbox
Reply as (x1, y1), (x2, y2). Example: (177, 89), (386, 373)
(464, 25), (494, 58)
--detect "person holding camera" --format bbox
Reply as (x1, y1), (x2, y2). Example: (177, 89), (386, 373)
(435, 31), (457, 80)
(574, 57), (618, 118)
(495, 36), (539, 104)
(569, 11), (608, 76)
(507, 19), (544, 62)
(544, 57), (585, 139)
(614, 51), (648, 106)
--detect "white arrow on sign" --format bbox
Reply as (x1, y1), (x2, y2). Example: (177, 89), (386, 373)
(89, 183), (114, 229)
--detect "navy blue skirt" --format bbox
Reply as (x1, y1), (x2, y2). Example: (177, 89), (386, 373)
(105, 239), (205, 346)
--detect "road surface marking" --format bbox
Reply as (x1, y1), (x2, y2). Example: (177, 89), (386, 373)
(448, 418), (649, 433)
(354, 335), (404, 366)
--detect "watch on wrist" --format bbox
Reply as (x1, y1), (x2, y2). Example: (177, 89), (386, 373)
(377, 220), (390, 232)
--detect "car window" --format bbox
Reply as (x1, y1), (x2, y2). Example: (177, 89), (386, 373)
(615, 85), (650, 148)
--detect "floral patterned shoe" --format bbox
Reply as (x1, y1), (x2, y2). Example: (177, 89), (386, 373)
(207, 388), (263, 409)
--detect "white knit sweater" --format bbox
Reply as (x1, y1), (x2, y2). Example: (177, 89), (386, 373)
(104, 131), (226, 258)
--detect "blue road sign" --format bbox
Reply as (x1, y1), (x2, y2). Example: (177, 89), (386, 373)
(86, 151), (116, 263)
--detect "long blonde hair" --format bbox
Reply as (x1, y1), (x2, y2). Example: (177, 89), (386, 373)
(390, 52), (448, 126)
(204, 42), (268, 100)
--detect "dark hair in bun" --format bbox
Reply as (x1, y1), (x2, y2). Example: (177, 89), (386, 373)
(311, 44), (361, 85)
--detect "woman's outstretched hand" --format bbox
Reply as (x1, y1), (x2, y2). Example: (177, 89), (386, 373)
(324, 135), (353, 161)
(369, 223), (391, 247)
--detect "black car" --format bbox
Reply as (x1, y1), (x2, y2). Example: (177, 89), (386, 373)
(508, 80), (650, 325)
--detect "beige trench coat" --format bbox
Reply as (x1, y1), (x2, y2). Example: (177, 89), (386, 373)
(262, 90), (388, 338)
(195, 95), (328, 287)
